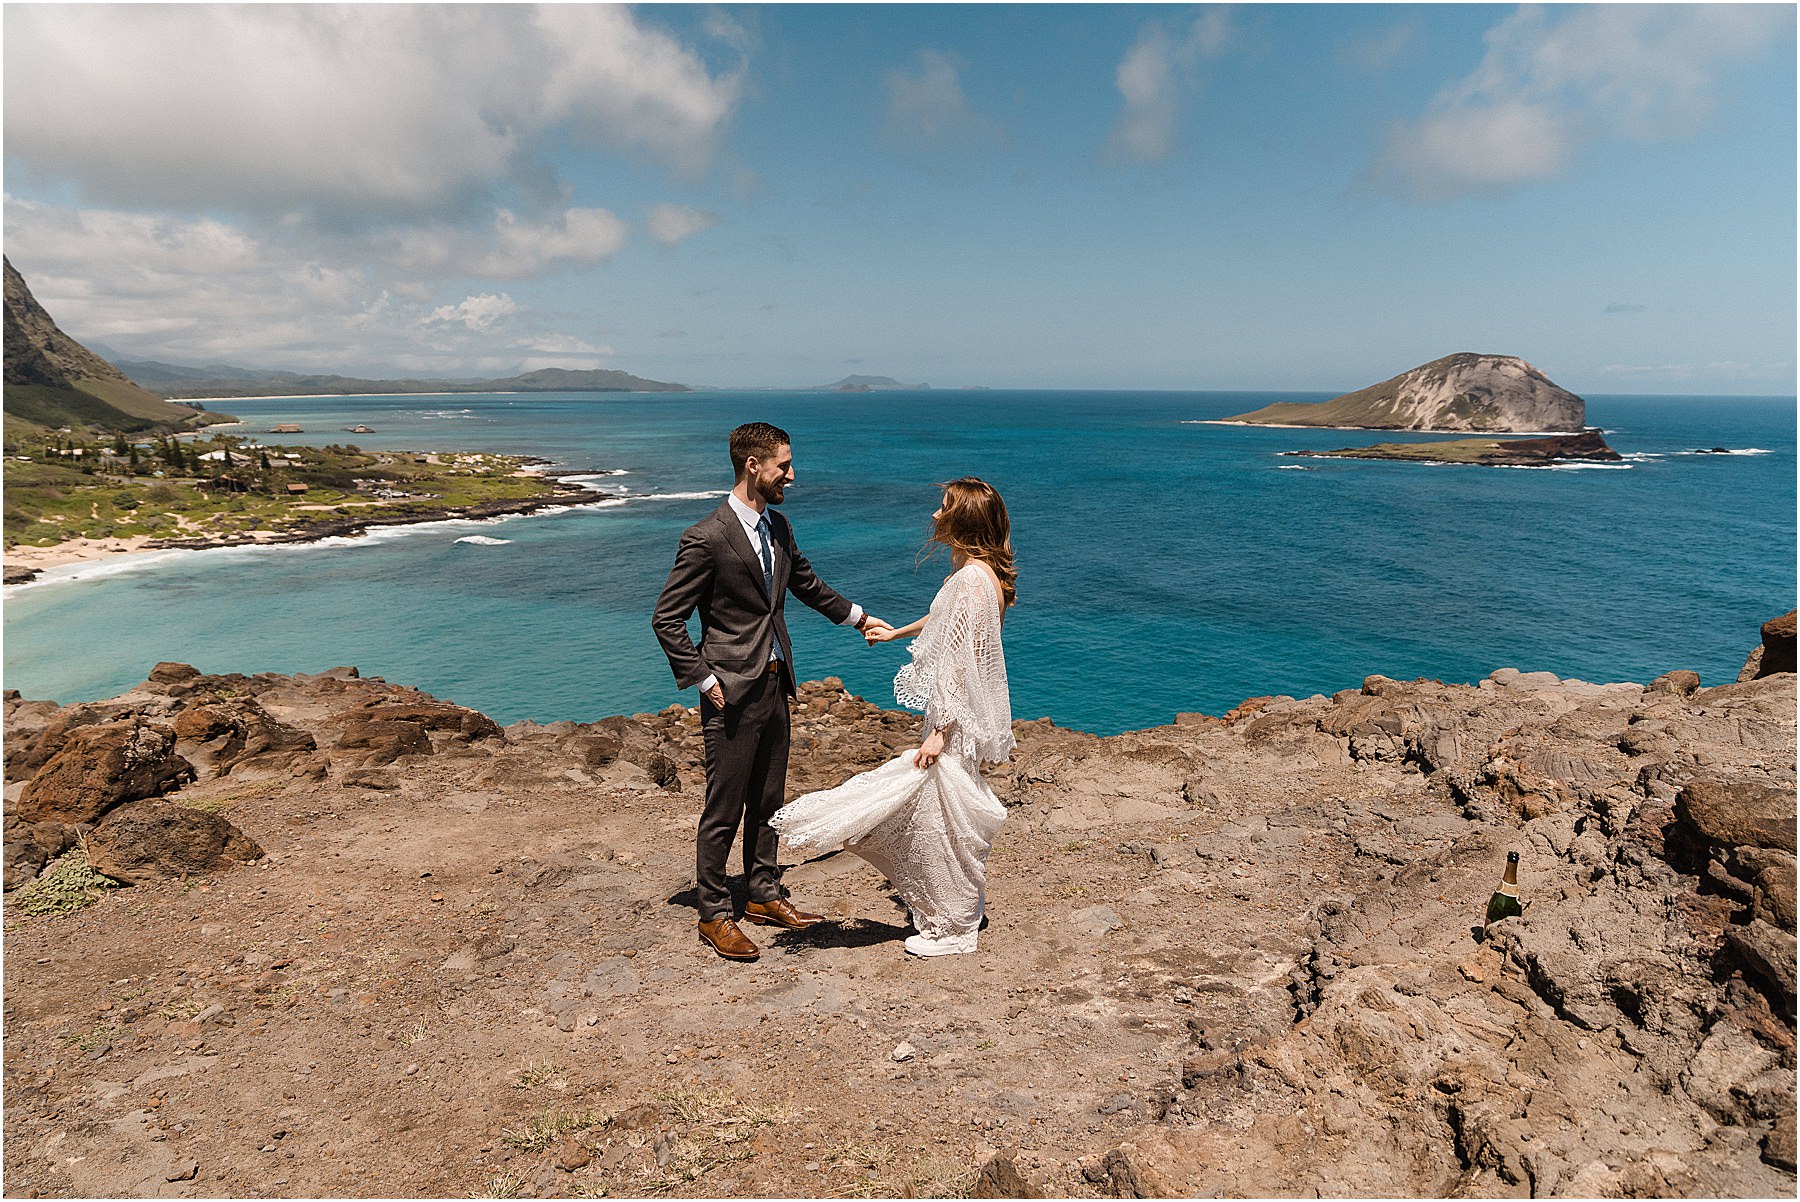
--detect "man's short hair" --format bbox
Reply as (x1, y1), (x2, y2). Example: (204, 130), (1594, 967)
(729, 422), (790, 476)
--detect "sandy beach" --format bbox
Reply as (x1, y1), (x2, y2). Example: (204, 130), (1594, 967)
(5, 535), (160, 573)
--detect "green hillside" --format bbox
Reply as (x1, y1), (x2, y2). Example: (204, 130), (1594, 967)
(3, 257), (232, 440)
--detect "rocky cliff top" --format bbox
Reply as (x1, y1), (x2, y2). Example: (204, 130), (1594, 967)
(1227, 353), (1588, 433)
(3, 617), (1794, 1197)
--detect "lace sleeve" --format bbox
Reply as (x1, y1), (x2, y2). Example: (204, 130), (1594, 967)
(893, 567), (1014, 764)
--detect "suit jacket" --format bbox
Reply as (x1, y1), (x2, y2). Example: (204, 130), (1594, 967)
(653, 499), (855, 702)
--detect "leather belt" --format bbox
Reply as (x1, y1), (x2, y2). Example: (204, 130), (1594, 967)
(766, 660), (782, 673)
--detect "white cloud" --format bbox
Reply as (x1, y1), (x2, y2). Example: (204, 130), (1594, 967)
(1106, 10), (1232, 166)
(386, 207), (628, 278)
(1371, 5), (1790, 200)
(427, 294), (520, 332)
(514, 334), (608, 356)
(3, 197), (616, 376)
(1602, 359), (1791, 382)
(3, 5), (743, 221)
(646, 204), (721, 247)
(884, 49), (1002, 154)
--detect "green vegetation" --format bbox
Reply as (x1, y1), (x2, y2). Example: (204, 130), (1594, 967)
(500, 1109), (604, 1152)
(510, 1061), (568, 1090)
(3, 433), (564, 549)
(1286, 431), (1621, 466)
(13, 848), (122, 917)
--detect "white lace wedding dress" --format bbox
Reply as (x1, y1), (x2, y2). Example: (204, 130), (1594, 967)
(770, 564), (1014, 956)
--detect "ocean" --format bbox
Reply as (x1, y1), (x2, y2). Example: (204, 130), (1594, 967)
(4, 390), (1794, 735)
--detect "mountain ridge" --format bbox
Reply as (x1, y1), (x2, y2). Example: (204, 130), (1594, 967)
(1224, 353), (1587, 432)
(116, 360), (691, 399)
(3, 258), (222, 434)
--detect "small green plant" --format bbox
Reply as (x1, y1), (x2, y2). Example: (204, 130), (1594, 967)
(13, 848), (121, 917)
(61, 1024), (116, 1054)
(500, 1109), (601, 1152)
(653, 1083), (787, 1129)
(656, 1084), (732, 1123)
(511, 1061), (566, 1089)
(471, 1172), (523, 1199)
(843, 1148), (981, 1199)
(160, 999), (204, 1021)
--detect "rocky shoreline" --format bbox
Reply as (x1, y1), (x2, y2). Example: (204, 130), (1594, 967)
(2, 614), (1794, 1197)
(2, 471), (617, 586)
(1285, 429), (1624, 468)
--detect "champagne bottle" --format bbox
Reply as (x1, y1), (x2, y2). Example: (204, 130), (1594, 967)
(1485, 851), (1523, 928)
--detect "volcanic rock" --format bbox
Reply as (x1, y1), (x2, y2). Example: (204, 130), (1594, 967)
(334, 718), (433, 766)
(1740, 609), (1798, 681)
(16, 719), (194, 824)
(1673, 779), (1796, 854)
(84, 801), (264, 884)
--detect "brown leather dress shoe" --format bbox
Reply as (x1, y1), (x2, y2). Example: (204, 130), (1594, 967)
(697, 916), (759, 961)
(744, 897), (825, 930)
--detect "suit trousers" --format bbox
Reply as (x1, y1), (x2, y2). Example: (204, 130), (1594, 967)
(696, 667), (789, 921)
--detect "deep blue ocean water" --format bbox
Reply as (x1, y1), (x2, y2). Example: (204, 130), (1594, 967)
(4, 390), (1794, 734)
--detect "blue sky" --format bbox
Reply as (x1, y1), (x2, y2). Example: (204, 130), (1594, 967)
(4, 3), (1794, 394)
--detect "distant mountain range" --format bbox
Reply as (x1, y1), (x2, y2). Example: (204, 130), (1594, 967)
(3, 257), (225, 435)
(1224, 353), (1587, 433)
(807, 375), (930, 392)
(114, 360), (691, 399)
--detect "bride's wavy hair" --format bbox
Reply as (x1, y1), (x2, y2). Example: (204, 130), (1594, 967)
(921, 477), (1017, 607)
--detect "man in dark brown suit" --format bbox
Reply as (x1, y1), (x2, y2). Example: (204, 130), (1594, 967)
(652, 422), (888, 961)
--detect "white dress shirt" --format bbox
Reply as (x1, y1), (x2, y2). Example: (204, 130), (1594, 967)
(697, 493), (864, 696)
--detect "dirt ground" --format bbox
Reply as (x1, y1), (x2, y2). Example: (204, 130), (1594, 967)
(3, 659), (1794, 1198)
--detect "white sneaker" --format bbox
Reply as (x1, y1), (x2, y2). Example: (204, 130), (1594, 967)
(904, 931), (978, 957)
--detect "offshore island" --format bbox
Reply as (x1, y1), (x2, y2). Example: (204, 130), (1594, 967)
(1224, 353), (1625, 467)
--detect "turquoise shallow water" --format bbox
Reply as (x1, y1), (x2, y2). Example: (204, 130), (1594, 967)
(4, 390), (1794, 734)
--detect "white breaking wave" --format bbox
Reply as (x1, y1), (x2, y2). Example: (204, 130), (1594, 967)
(561, 473), (630, 492)
(454, 535), (512, 546)
(1673, 447), (1772, 456)
(1493, 461), (1635, 471)
(1276, 464), (1313, 470)
(4, 550), (194, 593)
(8, 488), (729, 594)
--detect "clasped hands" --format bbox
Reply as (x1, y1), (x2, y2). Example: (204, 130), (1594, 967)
(860, 615), (899, 645)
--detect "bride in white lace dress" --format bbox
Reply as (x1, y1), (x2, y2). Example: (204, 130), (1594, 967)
(770, 478), (1016, 957)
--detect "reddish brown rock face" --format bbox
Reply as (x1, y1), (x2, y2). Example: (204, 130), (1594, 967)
(16, 719), (194, 825)
(83, 801), (264, 884)
(1759, 610), (1796, 677)
(1675, 780), (1798, 854)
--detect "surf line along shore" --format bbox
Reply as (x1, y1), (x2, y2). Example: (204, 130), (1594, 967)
(1, 466), (646, 587)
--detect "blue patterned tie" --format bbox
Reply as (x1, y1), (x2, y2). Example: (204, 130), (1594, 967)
(755, 515), (774, 597)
